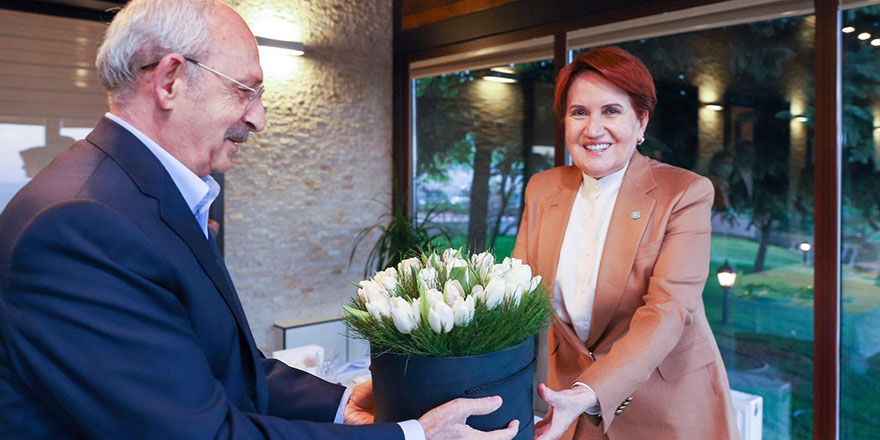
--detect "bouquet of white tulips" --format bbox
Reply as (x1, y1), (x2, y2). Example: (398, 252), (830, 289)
(343, 248), (554, 357)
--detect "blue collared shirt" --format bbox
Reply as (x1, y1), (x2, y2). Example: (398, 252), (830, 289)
(104, 113), (219, 239)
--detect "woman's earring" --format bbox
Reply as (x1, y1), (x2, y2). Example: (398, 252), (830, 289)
(637, 136), (645, 146)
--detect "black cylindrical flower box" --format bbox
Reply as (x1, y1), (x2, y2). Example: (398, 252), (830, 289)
(371, 337), (536, 439)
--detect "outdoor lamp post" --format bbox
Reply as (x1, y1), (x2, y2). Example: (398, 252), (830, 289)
(716, 260), (737, 326)
(798, 241), (812, 265)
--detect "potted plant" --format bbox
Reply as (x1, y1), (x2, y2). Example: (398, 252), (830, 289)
(343, 248), (554, 439)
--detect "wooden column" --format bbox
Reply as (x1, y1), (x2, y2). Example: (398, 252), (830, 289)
(813, 0), (841, 438)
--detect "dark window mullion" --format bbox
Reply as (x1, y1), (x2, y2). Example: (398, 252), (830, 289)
(813, 1), (842, 439)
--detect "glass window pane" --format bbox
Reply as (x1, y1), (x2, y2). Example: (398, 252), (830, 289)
(841, 4), (880, 439)
(574, 14), (815, 439)
(412, 60), (556, 258)
(0, 10), (106, 212)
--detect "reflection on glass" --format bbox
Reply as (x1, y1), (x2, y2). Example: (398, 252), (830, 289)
(412, 60), (556, 258)
(575, 14), (815, 439)
(842, 5), (880, 439)
(0, 123), (45, 210)
(0, 9), (106, 213)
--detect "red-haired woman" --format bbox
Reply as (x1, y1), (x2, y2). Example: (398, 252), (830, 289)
(513, 46), (739, 439)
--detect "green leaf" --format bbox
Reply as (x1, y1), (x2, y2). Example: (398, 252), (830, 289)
(449, 266), (468, 287)
(343, 305), (371, 322)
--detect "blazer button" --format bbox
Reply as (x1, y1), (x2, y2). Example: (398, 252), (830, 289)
(626, 397), (633, 402)
(615, 409), (624, 415)
(622, 401), (630, 407)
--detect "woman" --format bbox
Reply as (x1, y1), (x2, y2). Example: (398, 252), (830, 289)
(513, 47), (739, 439)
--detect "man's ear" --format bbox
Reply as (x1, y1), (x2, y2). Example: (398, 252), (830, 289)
(151, 53), (187, 111)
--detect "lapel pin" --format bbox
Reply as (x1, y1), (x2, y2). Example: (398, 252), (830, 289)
(631, 210), (641, 220)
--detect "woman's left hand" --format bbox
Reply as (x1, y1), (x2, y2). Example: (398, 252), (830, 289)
(534, 383), (598, 440)
(344, 380), (375, 425)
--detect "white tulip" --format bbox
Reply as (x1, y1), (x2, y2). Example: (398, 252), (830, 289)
(482, 278), (506, 309)
(443, 279), (465, 306)
(470, 284), (484, 301)
(428, 300), (454, 333)
(442, 248), (458, 262)
(528, 275), (542, 293)
(504, 282), (524, 307)
(472, 251), (494, 278)
(356, 280), (370, 302)
(359, 280), (388, 304)
(425, 288), (444, 307)
(390, 297), (418, 334)
(513, 265), (532, 293)
(452, 296), (475, 326)
(374, 268), (398, 293)
(365, 296), (391, 320)
(410, 296), (423, 325)
(398, 257), (422, 278)
(445, 258), (469, 284)
(418, 267), (439, 290)
(488, 262), (510, 280)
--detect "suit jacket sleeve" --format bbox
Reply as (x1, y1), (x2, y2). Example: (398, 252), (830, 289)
(577, 175), (715, 426)
(2, 201), (402, 439)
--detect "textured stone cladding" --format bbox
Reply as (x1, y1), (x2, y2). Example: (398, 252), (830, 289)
(225, 0), (392, 351)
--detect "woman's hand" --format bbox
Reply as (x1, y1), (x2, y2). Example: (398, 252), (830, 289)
(534, 383), (598, 440)
(343, 380), (375, 425)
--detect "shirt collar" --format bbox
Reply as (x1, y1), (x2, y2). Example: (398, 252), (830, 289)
(581, 160), (629, 199)
(104, 112), (219, 235)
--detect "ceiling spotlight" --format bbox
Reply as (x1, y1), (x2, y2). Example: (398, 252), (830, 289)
(705, 104), (724, 111)
(858, 32), (871, 40)
(872, 39), (880, 46)
(794, 116), (808, 122)
(842, 26), (856, 33)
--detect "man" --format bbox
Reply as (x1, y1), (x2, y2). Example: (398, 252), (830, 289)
(0, 1), (519, 439)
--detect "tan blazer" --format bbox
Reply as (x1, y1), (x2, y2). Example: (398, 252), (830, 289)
(513, 153), (739, 439)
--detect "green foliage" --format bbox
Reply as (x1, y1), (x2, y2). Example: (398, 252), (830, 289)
(344, 250), (555, 357)
(349, 207), (447, 279)
(345, 287), (553, 357)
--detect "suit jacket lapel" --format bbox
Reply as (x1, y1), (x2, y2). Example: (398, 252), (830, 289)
(88, 118), (265, 409)
(586, 153), (657, 349)
(536, 167), (581, 288)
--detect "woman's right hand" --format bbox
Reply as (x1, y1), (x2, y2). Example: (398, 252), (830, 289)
(534, 383), (597, 440)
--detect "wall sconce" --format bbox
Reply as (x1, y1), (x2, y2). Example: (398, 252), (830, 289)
(256, 36), (304, 56)
(793, 115), (808, 123)
(704, 103), (724, 111)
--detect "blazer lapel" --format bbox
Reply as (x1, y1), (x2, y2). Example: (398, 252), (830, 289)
(88, 118), (266, 409)
(536, 167), (581, 288)
(586, 153), (657, 349)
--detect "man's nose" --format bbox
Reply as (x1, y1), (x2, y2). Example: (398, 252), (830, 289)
(244, 99), (266, 132)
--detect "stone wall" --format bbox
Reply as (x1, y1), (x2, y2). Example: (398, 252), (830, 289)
(225, 0), (392, 351)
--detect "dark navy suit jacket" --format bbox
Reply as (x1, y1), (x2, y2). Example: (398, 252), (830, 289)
(0, 118), (403, 439)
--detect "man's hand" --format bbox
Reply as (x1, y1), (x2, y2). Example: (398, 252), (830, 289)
(418, 396), (519, 440)
(344, 380), (375, 425)
(534, 383), (597, 440)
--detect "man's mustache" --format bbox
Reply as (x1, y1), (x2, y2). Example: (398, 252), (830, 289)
(226, 124), (250, 143)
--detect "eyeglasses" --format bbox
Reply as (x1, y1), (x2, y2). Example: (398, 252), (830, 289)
(141, 57), (264, 109)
